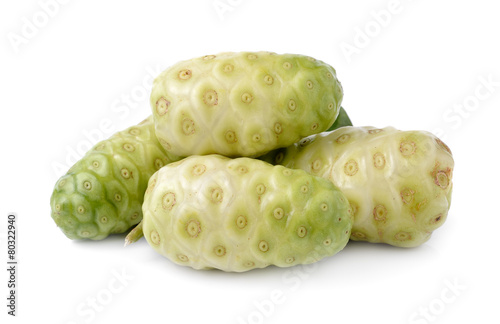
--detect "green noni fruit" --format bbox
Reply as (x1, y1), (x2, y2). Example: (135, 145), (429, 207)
(150, 51), (343, 157)
(265, 126), (454, 247)
(127, 154), (352, 272)
(50, 116), (182, 240)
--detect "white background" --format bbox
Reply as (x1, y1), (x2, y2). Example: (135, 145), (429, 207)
(1, 0), (499, 323)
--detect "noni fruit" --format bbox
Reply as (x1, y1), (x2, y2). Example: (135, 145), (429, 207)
(127, 154), (352, 272)
(150, 51), (343, 157)
(264, 126), (454, 247)
(50, 116), (182, 240)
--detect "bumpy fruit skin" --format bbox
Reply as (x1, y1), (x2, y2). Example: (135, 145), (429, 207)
(267, 126), (454, 247)
(259, 106), (352, 163)
(151, 51), (343, 157)
(50, 116), (182, 240)
(140, 154), (351, 272)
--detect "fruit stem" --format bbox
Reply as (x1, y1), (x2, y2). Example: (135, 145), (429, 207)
(124, 221), (144, 247)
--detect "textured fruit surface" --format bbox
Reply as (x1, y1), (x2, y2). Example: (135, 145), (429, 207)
(259, 106), (352, 163)
(268, 126), (454, 247)
(50, 116), (182, 240)
(151, 51), (343, 157)
(139, 154), (351, 272)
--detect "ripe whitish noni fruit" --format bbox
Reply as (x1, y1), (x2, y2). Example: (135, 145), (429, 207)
(263, 126), (454, 247)
(151, 51), (343, 157)
(50, 116), (183, 240)
(126, 154), (352, 272)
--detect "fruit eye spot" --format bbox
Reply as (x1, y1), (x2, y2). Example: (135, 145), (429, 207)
(236, 215), (247, 229)
(256, 184), (266, 195)
(83, 181), (92, 190)
(129, 128), (140, 136)
(373, 153), (386, 169)
(400, 141), (417, 156)
(394, 231), (411, 241)
(186, 220), (201, 238)
(211, 188), (224, 203)
(156, 97), (170, 116)
(225, 130), (237, 143)
(123, 143), (135, 152)
(192, 164), (206, 176)
(182, 119), (196, 135)
(178, 69), (192, 80)
(258, 240), (269, 252)
(162, 192), (176, 210)
(312, 159), (322, 172)
(400, 188), (415, 204)
(177, 254), (188, 262)
(335, 134), (350, 144)
(237, 166), (248, 174)
(203, 90), (218, 106)
(274, 123), (282, 134)
(241, 92), (253, 104)
(214, 245), (226, 256)
(223, 64), (234, 73)
(435, 171), (449, 189)
(264, 75), (274, 85)
(120, 169), (131, 179)
(373, 205), (388, 222)
(320, 203), (328, 212)
(344, 160), (359, 176)
(431, 214), (443, 224)
(297, 226), (307, 238)
(273, 207), (284, 220)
